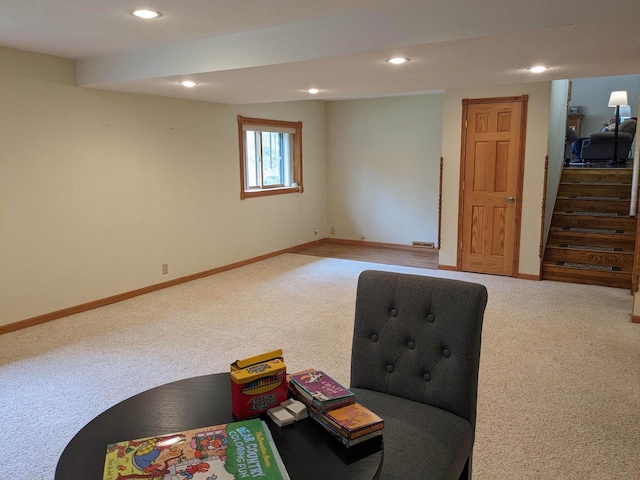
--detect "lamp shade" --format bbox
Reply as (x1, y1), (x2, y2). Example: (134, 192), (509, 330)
(608, 90), (628, 107)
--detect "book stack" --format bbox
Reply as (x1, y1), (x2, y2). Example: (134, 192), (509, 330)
(289, 370), (355, 411)
(288, 370), (384, 447)
(308, 402), (384, 447)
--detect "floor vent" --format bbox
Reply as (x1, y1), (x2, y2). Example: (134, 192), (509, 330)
(412, 241), (435, 248)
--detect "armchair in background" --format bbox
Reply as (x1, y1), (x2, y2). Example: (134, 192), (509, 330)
(581, 118), (637, 163)
(350, 270), (487, 480)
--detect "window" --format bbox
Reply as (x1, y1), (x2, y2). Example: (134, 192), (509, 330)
(238, 115), (303, 199)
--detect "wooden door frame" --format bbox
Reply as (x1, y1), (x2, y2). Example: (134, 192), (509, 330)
(456, 95), (528, 276)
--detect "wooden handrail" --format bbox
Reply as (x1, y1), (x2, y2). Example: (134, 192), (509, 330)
(539, 155), (549, 260)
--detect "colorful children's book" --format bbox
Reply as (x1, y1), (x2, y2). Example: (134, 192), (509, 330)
(289, 370), (355, 412)
(323, 402), (384, 439)
(308, 408), (383, 447)
(102, 418), (290, 480)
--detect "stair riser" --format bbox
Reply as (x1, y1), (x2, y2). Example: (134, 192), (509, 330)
(542, 265), (631, 289)
(547, 231), (636, 249)
(551, 215), (636, 230)
(558, 184), (631, 198)
(544, 248), (633, 270)
(562, 169), (633, 183)
(554, 198), (630, 214)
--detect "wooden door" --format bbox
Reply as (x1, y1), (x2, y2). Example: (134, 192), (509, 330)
(459, 97), (527, 276)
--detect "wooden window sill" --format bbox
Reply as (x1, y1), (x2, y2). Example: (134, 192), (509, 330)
(241, 186), (303, 200)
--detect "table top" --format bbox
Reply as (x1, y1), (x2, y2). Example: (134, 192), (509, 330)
(55, 373), (383, 480)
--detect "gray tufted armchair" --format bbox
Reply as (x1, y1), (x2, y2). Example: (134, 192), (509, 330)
(350, 270), (488, 480)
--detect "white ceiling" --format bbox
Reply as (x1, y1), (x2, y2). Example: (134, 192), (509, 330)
(2, 0), (640, 104)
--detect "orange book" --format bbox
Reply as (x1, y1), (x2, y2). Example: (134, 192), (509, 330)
(323, 402), (384, 440)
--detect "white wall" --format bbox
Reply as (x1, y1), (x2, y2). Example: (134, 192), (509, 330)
(0, 47), (327, 326)
(569, 75), (640, 136)
(545, 80), (571, 243)
(325, 94), (443, 245)
(0, 46), (573, 326)
(440, 82), (552, 276)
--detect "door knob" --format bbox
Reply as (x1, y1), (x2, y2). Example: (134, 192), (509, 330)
(506, 197), (515, 204)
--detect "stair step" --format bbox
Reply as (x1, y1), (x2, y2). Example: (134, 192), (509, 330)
(561, 168), (633, 184)
(554, 226), (629, 234)
(554, 197), (630, 214)
(550, 243), (627, 252)
(561, 181), (631, 186)
(541, 262), (631, 289)
(558, 183), (631, 197)
(557, 195), (628, 200)
(547, 227), (636, 249)
(544, 245), (633, 270)
(554, 210), (628, 217)
(550, 213), (637, 230)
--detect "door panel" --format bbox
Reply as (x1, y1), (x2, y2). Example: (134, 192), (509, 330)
(461, 99), (525, 276)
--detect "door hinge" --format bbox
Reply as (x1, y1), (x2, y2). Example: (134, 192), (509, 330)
(465, 119), (468, 129)
(460, 241), (463, 251)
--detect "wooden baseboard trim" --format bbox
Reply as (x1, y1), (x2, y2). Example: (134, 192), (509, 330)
(0, 240), (323, 336)
(293, 238), (328, 249)
(438, 264), (459, 271)
(632, 315), (640, 324)
(326, 238), (436, 252)
(436, 265), (540, 280)
(515, 273), (541, 281)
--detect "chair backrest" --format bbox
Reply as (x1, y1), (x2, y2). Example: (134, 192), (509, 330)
(351, 270), (488, 427)
(620, 119), (636, 136)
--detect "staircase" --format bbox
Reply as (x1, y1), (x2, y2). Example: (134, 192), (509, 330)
(542, 166), (637, 289)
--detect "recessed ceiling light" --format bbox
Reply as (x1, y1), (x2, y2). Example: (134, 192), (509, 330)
(180, 81), (198, 88)
(528, 65), (547, 73)
(387, 57), (409, 65)
(132, 9), (161, 19)
(307, 88), (320, 94)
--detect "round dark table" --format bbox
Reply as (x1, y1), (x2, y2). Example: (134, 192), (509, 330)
(55, 373), (383, 479)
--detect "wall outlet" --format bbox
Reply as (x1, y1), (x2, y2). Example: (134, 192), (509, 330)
(162, 263), (168, 275)
(330, 226), (335, 235)
(314, 228), (319, 236)
(360, 234), (366, 240)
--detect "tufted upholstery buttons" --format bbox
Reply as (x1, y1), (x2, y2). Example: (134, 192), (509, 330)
(407, 341), (415, 349)
(390, 308), (398, 317)
(386, 364), (394, 373)
(423, 373), (431, 382)
(371, 334), (378, 342)
(443, 349), (450, 358)
(427, 314), (435, 323)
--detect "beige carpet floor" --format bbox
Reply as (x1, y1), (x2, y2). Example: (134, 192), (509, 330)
(1, 253), (639, 479)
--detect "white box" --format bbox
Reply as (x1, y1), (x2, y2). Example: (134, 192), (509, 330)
(267, 406), (295, 427)
(281, 398), (308, 421)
